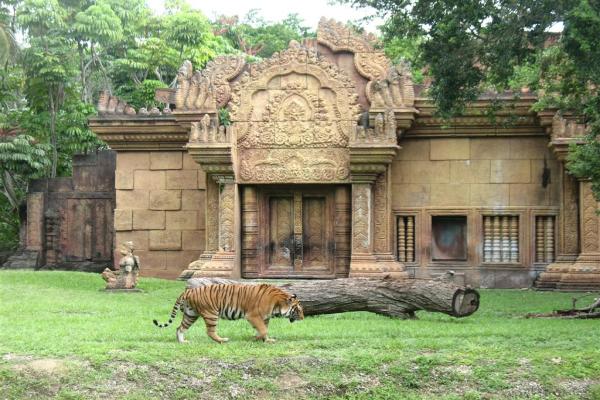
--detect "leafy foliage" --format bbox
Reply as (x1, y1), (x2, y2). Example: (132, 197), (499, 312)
(342, 0), (600, 199)
(214, 11), (314, 58)
(1, 1), (323, 248)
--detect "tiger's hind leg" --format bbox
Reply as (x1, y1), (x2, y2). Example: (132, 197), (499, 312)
(176, 307), (199, 343)
(201, 313), (229, 344)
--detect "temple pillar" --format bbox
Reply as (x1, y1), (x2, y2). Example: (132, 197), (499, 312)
(177, 114), (240, 279)
(555, 181), (600, 290)
(195, 175), (237, 277)
(349, 181), (378, 276)
(535, 162), (580, 288)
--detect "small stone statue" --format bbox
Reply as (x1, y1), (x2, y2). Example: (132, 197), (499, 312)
(102, 241), (140, 290)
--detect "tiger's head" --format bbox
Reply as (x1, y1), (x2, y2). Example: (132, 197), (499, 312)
(286, 294), (304, 323)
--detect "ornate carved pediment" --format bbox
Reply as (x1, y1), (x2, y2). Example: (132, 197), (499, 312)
(316, 18), (417, 128)
(230, 41), (361, 184)
(175, 55), (246, 112)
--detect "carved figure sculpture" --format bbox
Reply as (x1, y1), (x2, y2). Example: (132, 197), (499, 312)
(102, 241), (140, 290)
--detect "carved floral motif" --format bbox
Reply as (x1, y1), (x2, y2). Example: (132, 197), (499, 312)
(581, 182), (600, 253)
(236, 90), (350, 149)
(239, 149), (350, 183)
(352, 184), (371, 253)
(231, 41), (360, 184)
(373, 173), (387, 254)
(219, 182), (235, 252)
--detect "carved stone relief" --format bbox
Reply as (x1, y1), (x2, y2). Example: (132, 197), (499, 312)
(562, 167), (579, 255)
(218, 180), (235, 252)
(206, 179), (219, 252)
(373, 172), (387, 254)
(352, 184), (371, 253)
(581, 182), (599, 253)
(175, 55), (246, 111)
(230, 42), (361, 184)
(239, 149), (350, 183)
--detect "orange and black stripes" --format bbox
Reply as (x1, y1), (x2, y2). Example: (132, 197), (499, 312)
(153, 294), (184, 328)
(152, 283), (304, 343)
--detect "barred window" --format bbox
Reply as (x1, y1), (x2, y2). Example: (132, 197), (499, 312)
(397, 215), (415, 263)
(535, 216), (555, 263)
(483, 215), (519, 263)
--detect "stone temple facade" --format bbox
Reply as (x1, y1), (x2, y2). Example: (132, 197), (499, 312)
(89, 18), (600, 289)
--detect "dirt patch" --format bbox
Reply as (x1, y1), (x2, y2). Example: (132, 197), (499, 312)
(279, 372), (308, 390)
(11, 358), (68, 375)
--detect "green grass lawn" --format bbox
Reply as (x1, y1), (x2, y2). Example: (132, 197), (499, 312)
(1, 271), (599, 400)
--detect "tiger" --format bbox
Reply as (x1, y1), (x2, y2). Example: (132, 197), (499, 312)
(153, 283), (304, 344)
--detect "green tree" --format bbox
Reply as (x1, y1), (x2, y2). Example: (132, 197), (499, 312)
(341, 0), (600, 199)
(214, 11), (313, 58)
(0, 134), (51, 249)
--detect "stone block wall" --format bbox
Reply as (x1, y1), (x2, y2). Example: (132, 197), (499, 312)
(391, 136), (561, 287)
(114, 151), (206, 279)
(392, 137), (560, 208)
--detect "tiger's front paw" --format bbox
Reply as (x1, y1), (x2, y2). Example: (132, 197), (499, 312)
(218, 338), (229, 344)
(264, 338), (276, 343)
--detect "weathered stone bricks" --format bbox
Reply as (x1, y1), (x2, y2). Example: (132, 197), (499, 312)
(395, 161), (450, 184)
(114, 209), (132, 231)
(166, 170), (198, 189)
(116, 190), (149, 209)
(134, 170), (166, 189)
(182, 230), (205, 251)
(490, 160), (531, 183)
(470, 184), (509, 206)
(182, 190), (204, 210)
(470, 138), (510, 159)
(115, 230), (149, 250)
(450, 160), (490, 183)
(430, 184), (471, 206)
(395, 139), (430, 161)
(150, 152), (182, 170)
(149, 190), (181, 210)
(149, 230), (182, 250)
(166, 210), (198, 230)
(391, 183), (430, 208)
(182, 153), (202, 169)
(133, 210), (165, 230)
(115, 170), (134, 189)
(430, 138), (470, 160)
(509, 184), (549, 206)
(117, 152), (149, 171)
(166, 250), (201, 271)
(509, 137), (551, 159)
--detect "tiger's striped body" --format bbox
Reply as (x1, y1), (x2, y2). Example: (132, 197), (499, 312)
(153, 284), (304, 343)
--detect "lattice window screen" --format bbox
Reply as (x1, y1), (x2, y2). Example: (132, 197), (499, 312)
(535, 216), (555, 263)
(483, 215), (519, 263)
(397, 216), (415, 263)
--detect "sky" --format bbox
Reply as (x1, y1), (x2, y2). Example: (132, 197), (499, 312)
(147, 0), (385, 32)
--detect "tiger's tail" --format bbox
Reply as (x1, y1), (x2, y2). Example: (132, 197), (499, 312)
(153, 294), (184, 328)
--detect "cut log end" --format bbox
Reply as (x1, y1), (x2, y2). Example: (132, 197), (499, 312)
(452, 288), (480, 318)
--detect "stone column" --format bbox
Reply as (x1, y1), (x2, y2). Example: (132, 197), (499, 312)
(372, 168), (407, 277)
(536, 162), (580, 289)
(556, 181), (600, 290)
(190, 175), (237, 278)
(349, 182), (378, 276)
(178, 176), (219, 279)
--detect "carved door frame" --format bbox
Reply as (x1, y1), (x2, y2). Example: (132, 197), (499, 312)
(241, 185), (351, 279)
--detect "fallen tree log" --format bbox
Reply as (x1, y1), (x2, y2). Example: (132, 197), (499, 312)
(187, 275), (480, 319)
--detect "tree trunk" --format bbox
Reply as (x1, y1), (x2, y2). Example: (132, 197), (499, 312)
(187, 276), (480, 319)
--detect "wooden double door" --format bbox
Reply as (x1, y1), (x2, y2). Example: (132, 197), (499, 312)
(241, 185), (350, 278)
